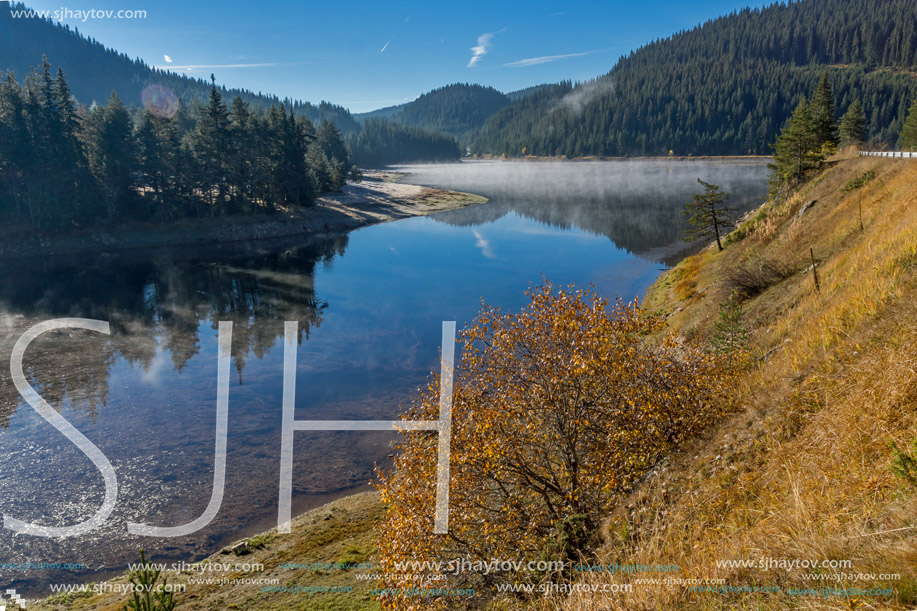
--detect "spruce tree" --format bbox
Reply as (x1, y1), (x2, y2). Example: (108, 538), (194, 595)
(316, 119), (352, 190)
(87, 92), (137, 221)
(136, 110), (168, 214)
(0, 72), (30, 219)
(811, 73), (837, 148)
(899, 98), (917, 150)
(838, 100), (867, 146)
(769, 98), (823, 191)
(306, 143), (332, 193)
(228, 97), (253, 209)
(193, 75), (231, 215)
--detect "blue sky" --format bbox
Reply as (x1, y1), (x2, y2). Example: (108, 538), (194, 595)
(23, 0), (772, 113)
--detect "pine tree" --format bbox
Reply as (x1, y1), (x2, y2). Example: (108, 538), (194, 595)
(811, 73), (838, 147)
(87, 91), (137, 221)
(316, 120), (351, 190)
(306, 142), (332, 194)
(838, 100), (867, 146)
(769, 98), (823, 191)
(136, 110), (173, 217)
(899, 98), (917, 151)
(683, 178), (735, 251)
(711, 293), (748, 353)
(0, 72), (30, 219)
(22, 59), (95, 227)
(193, 75), (231, 215)
(266, 106), (314, 207)
(228, 97), (253, 210)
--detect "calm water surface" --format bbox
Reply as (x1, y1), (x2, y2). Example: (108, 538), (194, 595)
(0, 160), (767, 593)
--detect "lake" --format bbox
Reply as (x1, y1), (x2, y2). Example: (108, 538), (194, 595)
(0, 160), (768, 594)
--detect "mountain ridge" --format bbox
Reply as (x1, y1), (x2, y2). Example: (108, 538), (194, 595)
(0, 1), (360, 131)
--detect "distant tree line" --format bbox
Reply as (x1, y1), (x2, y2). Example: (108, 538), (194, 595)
(472, 0), (917, 157)
(346, 118), (463, 167)
(0, 59), (356, 229)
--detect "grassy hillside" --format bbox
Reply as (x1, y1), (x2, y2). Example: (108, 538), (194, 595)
(547, 153), (917, 609)
(30, 493), (384, 611)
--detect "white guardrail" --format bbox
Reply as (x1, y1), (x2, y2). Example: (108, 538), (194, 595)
(859, 151), (917, 158)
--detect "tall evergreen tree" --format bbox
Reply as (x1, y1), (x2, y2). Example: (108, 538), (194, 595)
(0, 72), (30, 219)
(316, 120), (351, 190)
(306, 142), (333, 193)
(228, 97), (254, 210)
(86, 91), (137, 221)
(899, 98), (917, 150)
(769, 98), (823, 191)
(811, 73), (838, 147)
(193, 75), (231, 215)
(838, 100), (867, 146)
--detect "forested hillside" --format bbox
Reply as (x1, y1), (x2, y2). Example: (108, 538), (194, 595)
(346, 118), (462, 166)
(474, 0), (917, 157)
(0, 2), (360, 132)
(354, 83), (511, 144)
(395, 84), (509, 140)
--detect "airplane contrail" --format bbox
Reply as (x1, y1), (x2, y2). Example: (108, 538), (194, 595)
(380, 16), (409, 53)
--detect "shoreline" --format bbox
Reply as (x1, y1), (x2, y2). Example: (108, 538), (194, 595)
(465, 154), (771, 163)
(0, 170), (488, 261)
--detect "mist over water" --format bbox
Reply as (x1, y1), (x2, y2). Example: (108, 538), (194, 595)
(397, 159), (770, 265)
(0, 160), (767, 595)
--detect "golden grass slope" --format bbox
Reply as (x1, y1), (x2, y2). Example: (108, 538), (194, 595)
(554, 153), (917, 610)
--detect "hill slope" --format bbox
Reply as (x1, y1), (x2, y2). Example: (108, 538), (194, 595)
(0, 2), (360, 131)
(474, 0), (917, 157)
(395, 83), (509, 140)
(553, 153), (917, 609)
(355, 83), (511, 144)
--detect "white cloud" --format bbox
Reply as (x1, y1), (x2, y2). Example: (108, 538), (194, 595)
(504, 51), (592, 67)
(468, 31), (497, 68)
(163, 54), (173, 64)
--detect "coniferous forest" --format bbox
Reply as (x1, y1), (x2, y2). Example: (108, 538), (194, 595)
(346, 118), (463, 167)
(0, 60), (357, 229)
(385, 84), (510, 141)
(473, 0), (917, 157)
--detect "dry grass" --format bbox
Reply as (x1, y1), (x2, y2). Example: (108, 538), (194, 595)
(568, 157), (917, 610)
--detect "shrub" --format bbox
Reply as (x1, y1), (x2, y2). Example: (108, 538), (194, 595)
(724, 255), (793, 299)
(843, 170), (876, 193)
(890, 437), (917, 488)
(124, 549), (177, 611)
(375, 282), (737, 609)
(711, 293), (749, 354)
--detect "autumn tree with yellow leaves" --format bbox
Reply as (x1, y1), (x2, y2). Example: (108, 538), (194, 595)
(375, 282), (739, 609)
